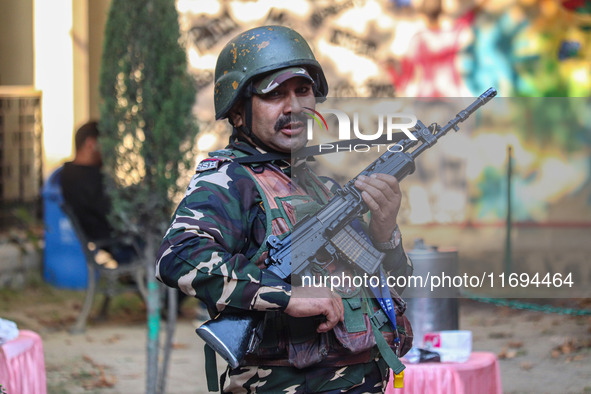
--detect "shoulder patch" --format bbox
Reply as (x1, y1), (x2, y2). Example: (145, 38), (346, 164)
(195, 157), (232, 173)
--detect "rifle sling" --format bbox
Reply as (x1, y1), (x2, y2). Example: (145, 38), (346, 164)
(367, 302), (406, 375)
(204, 344), (219, 392)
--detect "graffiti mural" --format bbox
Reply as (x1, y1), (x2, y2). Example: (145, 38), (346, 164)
(385, 0), (479, 97)
(462, 10), (531, 97)
(176, 0), (591, 225)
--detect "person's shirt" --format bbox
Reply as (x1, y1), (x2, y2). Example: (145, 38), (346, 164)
(60, 161), (113, 241)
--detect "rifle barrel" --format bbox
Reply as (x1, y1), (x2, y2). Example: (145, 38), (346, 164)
(410, 88), (497, 160)
(440, 87), (498, 136)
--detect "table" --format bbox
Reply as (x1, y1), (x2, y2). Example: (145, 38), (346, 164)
(0, 330), (47, 394)
(386, 352), (502, 394)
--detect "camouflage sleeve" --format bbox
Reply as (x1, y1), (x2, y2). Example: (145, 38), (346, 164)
(318, 175), (341, 196)
(155, 161), (291, 313)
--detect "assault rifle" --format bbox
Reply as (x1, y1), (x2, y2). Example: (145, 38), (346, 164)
(196, 88), (497, 368)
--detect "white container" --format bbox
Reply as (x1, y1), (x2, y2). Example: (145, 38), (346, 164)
(423, 330), (472, 362)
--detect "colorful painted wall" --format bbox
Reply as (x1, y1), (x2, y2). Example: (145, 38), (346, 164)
(177, 0), (591, 225)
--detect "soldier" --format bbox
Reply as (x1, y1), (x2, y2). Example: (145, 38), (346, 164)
(156, 25), (412, 393)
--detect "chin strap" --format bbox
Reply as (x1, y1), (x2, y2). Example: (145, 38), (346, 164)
(230, 134), (291, 164)
(235, 84), (283, 156)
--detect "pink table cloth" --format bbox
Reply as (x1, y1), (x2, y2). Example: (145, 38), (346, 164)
(386, 352), (502, 394)
(0, 330), (47, 394)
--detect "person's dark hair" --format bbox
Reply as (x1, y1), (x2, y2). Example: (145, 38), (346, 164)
(74, 121), (100, 152)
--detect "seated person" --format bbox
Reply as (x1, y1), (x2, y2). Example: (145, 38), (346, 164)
(60, 121), (136, 265)
(61, 121), (200, 315)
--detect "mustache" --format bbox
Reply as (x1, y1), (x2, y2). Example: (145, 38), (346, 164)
(274, 113), (308, 131)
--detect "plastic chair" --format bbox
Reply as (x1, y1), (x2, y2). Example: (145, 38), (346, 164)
(63, 202), (148, 334)
(43, 167), (88, 289)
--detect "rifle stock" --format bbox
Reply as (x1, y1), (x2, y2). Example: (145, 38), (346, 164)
(196, 313), (262, 369)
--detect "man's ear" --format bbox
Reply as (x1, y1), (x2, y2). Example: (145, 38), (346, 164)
(228, 105), (244, 128)
(87, 137), (100, 151)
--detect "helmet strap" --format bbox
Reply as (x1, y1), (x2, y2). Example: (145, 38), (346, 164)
(236, 93), (284, 155)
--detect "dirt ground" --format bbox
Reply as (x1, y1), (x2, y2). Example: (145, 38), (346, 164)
(1, 278), (590, 394)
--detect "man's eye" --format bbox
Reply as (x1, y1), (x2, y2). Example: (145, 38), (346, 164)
(297, 86), (312, 94)
(264, 90), (282, 99)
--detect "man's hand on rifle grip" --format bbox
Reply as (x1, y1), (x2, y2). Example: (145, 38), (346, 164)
(284, 287), (344, 333)
(354, 173), (402, 243)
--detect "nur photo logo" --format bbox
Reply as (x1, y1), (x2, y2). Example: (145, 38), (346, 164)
(303, 105), (418, 152)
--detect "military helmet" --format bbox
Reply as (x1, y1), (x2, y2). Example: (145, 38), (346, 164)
(214, 25), (328, 120)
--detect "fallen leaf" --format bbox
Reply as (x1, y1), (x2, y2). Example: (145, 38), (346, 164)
(498, 348), (518, 359)
(105, 334), (121, 344)
(498, 307), (516, 317)
(520, 362), (533, 371)
(489, 332), (511, 339)
(561, 343), (575, 354)
(508, 341), (523, 348)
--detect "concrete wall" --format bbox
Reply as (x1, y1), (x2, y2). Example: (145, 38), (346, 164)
(88, 0), (111, 120)
(72, 0), (111, 136)
(0, 0), (34, 85)
(0, 240), (42, 288)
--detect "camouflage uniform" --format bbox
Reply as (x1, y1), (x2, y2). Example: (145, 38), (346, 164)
(157, 24), (412, 394)
(156, 139), (411, 393)
(221, 358), (388, 393)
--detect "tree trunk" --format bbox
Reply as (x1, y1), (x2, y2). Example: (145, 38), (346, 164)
(158, 287), (178, 393)
(145, 235), (160, 394)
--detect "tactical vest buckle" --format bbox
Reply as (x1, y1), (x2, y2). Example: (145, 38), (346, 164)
(370, 309), (389, 329)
